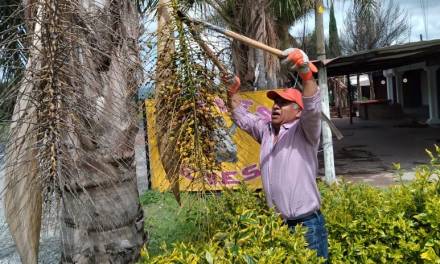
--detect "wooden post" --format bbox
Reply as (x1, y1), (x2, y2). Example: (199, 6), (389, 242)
(142, 101), (152, 190)
(315, 0), (336, 183)
(347, 74), (353, 125)
(357, 74), (362, 100)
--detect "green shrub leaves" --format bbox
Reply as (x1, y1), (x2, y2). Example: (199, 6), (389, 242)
(141, 147), (440, 263)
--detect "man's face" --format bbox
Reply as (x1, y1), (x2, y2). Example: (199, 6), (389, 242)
(271, 96), (301, 127)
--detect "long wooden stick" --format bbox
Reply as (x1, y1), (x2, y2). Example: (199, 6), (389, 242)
(321, 112), (343, 140)
(194, 20), (285, 57)
(178, 11), (285, 58)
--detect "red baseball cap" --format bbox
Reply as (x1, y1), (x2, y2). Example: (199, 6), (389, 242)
(266, 88), (304, 109)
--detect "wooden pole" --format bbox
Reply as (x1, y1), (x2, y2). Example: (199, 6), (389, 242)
(347, 74), (353, 125)
(186, 16), (285, 57)
(315, 0), (336, 183)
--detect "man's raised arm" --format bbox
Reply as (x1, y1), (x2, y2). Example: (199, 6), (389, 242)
(282, 48), (321, 145)
(223, 75), (265, 143)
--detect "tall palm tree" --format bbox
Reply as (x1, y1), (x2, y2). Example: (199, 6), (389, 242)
(3, 0), (146, 262)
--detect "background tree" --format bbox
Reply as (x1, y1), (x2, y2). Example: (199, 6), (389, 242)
(0, 0), (26, 83)
(341, 0), (409, 54)
(328, 1), (341, 58)
(0, 0), (27, 120)
(341, 0), (408, 99)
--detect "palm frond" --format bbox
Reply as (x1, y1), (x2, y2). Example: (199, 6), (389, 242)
(270, 0), (314, 25)
(152, 0), (233, 201)
(352, 0), (378, 17)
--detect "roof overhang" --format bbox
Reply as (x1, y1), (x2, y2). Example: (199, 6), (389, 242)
(313, 39), (440, 77)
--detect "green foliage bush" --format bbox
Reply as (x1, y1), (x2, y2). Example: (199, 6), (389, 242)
(322, 147), (440, 263)
(140, 186), (324, 263)
(140, 147), (440, 263)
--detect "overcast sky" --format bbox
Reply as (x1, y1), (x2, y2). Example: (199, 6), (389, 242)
(291, 0), (440, 43)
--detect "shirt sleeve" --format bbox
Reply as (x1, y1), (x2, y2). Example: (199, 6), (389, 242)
(300, 88), (322, 145)
(232, 104), (266, 143)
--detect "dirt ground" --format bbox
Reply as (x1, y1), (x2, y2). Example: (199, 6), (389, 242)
(319, 117), (440, 187)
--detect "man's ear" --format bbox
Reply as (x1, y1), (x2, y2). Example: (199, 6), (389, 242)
(296, 110), (302, 118)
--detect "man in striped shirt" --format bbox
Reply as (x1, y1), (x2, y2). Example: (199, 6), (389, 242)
(225, 48), (328, 259)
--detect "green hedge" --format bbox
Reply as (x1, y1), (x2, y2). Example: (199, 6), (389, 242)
(140, 147), (440, 263)
(322, 173), (439, 262)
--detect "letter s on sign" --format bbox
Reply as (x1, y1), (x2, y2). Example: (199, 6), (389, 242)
(242, 164), (261, 181)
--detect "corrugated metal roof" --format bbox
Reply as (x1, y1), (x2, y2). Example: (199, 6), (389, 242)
(316, 39), (440, 76)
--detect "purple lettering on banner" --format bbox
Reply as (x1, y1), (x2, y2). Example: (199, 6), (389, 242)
(256, 106), (271, 122)
(221, 171), (240, 185)
(242, 164), (261, 180)
(205, 172), (219, 185)
(180, 167), (194, 180)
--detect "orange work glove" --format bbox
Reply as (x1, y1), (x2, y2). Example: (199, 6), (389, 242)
(221, 74), (241, 96)
(281, 48), (318, 81)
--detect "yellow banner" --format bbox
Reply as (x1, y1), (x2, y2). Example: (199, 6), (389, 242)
(146, 90), (275, 192)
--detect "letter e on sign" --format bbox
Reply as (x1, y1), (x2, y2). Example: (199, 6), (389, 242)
(221, 171), (240, 185)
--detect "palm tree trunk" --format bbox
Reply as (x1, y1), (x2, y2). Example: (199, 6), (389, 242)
(231, 0), (280, 90)
(59, 0), (146, 262)
(155, 0), (182, 202)
(5, 0), (146, 262)
(4, 71), (42, 264)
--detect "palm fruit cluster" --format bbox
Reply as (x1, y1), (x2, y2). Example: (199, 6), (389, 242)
(155, 1), (230, 195)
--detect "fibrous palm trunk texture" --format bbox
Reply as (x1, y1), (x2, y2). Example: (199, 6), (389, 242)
(230, 0), (280, 90)
(3, 0), (146, 263)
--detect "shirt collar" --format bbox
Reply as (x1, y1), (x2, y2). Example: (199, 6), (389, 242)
(268, 119), (298, 132)
(282, 119), (298, 129)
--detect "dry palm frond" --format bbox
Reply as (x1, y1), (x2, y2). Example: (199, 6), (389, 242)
(1, 0), (146, 262)
(149, 0), (233, 202)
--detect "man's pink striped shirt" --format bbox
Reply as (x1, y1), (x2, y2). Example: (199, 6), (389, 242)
(232, 90), (322, 220)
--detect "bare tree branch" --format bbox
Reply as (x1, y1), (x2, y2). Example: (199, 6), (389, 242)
(341, 0), (409, 54)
